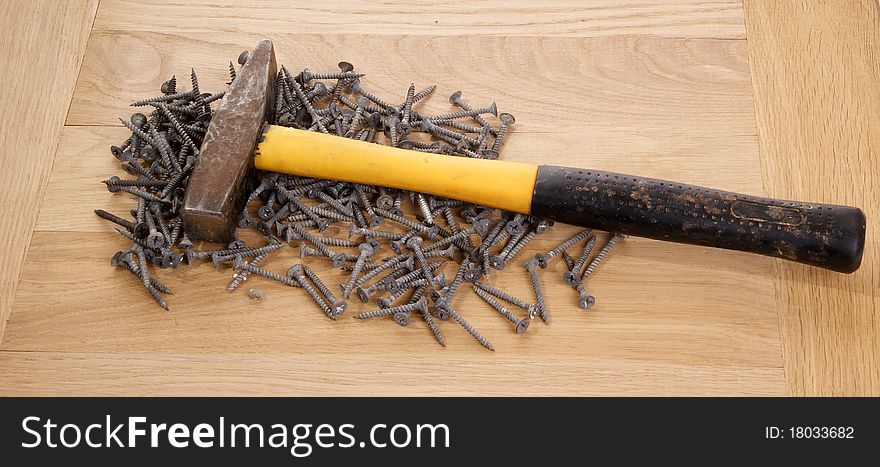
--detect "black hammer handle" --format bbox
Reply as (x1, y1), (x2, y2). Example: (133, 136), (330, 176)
(529, 166), (866, 273)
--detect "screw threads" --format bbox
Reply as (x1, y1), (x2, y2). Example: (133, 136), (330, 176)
(473, 281), (532, 313)
(401, 83), (416, 124)
(503, 230), (537, 262)
(442, 304), (495, 351)
(226, 252), (268, 292)
(288, 69), (329, 134)
(428, 105), (496, 122)
(292, 271), (334, 318)
(94, 209), (136, 231)
(356, 298), (426, 319)
(234, 260), (300, 287)
(415, 194), (434, 225)
(565, 235), (598, 284)
(419, 306), (446, 347)
(537, 228), (592, 267)
(575, 282), (596, 310)
(351, 227), (403, 240)
(524, 261), (548, 324)
(213, 241), (284, 266)
(342, 247), (373, 298)
(582, 233), (623, 280)
(375, 208), (433, 234)
(436, 260), (470, 308)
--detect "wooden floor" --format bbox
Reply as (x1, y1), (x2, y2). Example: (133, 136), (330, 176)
(0, 1), (876, 396)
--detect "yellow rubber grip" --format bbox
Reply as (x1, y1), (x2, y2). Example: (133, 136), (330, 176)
(255, 125), (538, 213)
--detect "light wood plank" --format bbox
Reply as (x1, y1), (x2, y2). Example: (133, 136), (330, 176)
(67, 31), (758, 141)
(744, 0), (880, 395)
(93, 0), (746, 39)
(0, 352), (784, 396)
(0, 0), (99, 342)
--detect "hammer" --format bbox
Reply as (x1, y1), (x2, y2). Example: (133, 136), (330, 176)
(182, 39), (866, 273)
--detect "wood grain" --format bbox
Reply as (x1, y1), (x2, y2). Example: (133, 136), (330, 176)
(0, 352), (783, 396)
(0, 0), (98, 342)
(744, 0), (880, 395)
(93, 0), (746, 39)
(2, 1), (794, 395)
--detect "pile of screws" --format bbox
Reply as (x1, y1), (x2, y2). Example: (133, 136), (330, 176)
(96, 53), (624, 350)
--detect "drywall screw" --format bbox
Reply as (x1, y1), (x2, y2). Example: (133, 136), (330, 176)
(288, 228), (360, 247)
(435, 259), (471, 308)
(405, 236), (435, 288)
(130, 244), (152, 289)
(474, 286), (530, 333)
(289, 196), (330, 231)
(301, 69), (362, 82)
(341, 243), (375, 299)
(414, 193), (434, 225)
(142, 208), (166, 249)
(473, 282), (538, 319)
(440, 304), (495, 351)
(227, 252), (268, 292)
(575, 282), (596, 310)
(130, 91), (195, 107)
(232, 256), (301, 287)
(401, 83), (416, 124)
(315, 191), (354, 217)
(289, 224), (340, 259)
(523, 258), (548, 324)
(420, 304), (446, 346)
(377, 278), (432, 308)
(582, 233), (624, 280)
(287, 68), (329, 134)
(113, 251), (172, 294)
(185, 245), (246, 264)
(212, 237), (283, 267)
(353, 184), (381, 227)
(160, 75), (177, 94)
(95, 209), (148, 238)
(535, 228), (592, 268)
(448, 90), (496, 133)
(430, 119), (485, 134)
(561, 250), (575, 270)
(288, 265), (335, 319)
(350, 79), (395, 109)
(375, 208), (439, 238)
(149, 202), (172, 243)
(564, 235), (598, 285)
(389, 262), (446, 292)
(349, 225), (404, 240)
(116, 185), (169, 205)
(490, 113), (515, 153)
(490, 228), (528, 270)
(354, 298), (429, 320)
(103, 176), (165, 189)
(502, 229), (537, 264)
(419, 119), (475, 146)
(427, 102), (497, 122)
(301, 265), (346, 316)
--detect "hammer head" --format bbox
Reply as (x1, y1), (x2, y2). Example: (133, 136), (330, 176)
(181, 39), (276, 242)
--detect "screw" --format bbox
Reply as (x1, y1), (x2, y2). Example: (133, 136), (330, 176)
(440, 304), (495, 351)
(473, 282), (538, 319)
(435, 259), (471, 309)
(502, 229), (537, 264)
(563, 235), (598, 285)
(448, 90), (496, 133)
(575, 282), (596, 309)
(95, 209), (148, 238)
(490, 113), (515, 153)
(227, 251), (269, 292)
(523, 258), (548, 324)
(419, 303), (446, 346)
(232, 256), (300, 287)
(535, 228), (592, 268)
(288, 265), (335, 319)
(375, 208), (439, 238)
(341, 243), (375, 299)
(212, 237), (283, 267)
(405, 236), (435, 288)
(582, 233), (624, 280)
(354, 298), (429, 320)
(473, 286), (530, 333)
(237, 50), (249, 65)
(428, 102), (498, 122)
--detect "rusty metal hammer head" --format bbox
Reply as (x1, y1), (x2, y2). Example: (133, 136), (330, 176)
(181, 39), (276, 242)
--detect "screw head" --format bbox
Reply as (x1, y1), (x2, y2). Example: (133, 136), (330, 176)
(426, 225), (441, 240)
(338, 61), (354, 73)
(397, 140), (414, 150)
(358, 243), (375, 255)
(562, 271), (579, 286)
(441, 245), (456, 260)
(402, 255), (415, 271)
(237, 50), (249, 65)
(139, 147), (157, 162)
(393, 312), (411, 327)
(416, 299), (429, 314)
(431, 306), (451, 321)
(316, 218), (331, 232)
(397, 122), (412, 135)
(533, 254), (549, 269)
(367, 239), (381, 252)
(104, 176), (121, 193)
(488, 255), (505, 270)
(463, 267), (482, 283)
(298, 243), (314, 259)
(527, 304), (539, 319)
(377, 297), (391, 309)
(145, 232), (166, 249)
(429, 288), (444, 303)
(130, 113), (148, 128)
(487, 101), (498, 116)
(390, 240), (403, 255)
(331, 253), (347, 268)
(331, 301), (347, 317)
(483, 149), (500, 159)
(185, 249), (197, 264)
(472, 218), (491, 237)
(375, 194), (394, 209)
(356, 287), (370, 303)
(210, 253), (226, 268)
(286, 264), (303, 278)
(499, 113), (515, 125)
(405, 236), (423, 249)
(578, 295), (596, 310)
(257, 205), (275, 220)
(368, 215), (383, 228)
(432, 272), (446, 287)
(534, 219), (553, 234)
(231, 255), (246, 270)
(448, 90), (463, 105)
(238, 216), (255, 228)
(228, 239), (246, 250)
(515, 318), (530, 334)
(110, 251), (124, 267)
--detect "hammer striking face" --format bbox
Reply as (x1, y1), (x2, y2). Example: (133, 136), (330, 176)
(181, 39), (276, 243)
